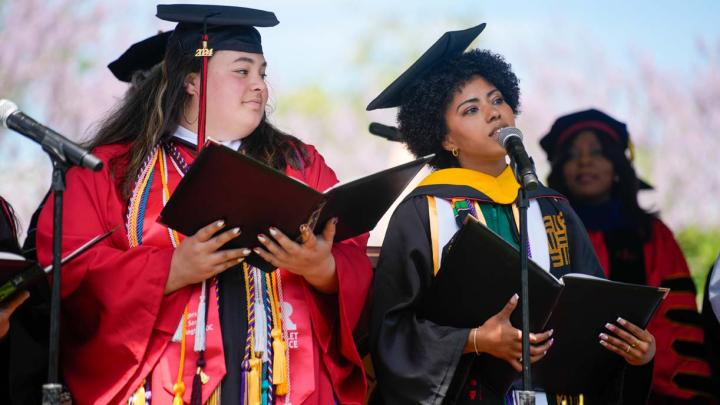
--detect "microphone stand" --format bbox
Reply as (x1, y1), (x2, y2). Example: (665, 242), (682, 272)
(516, 185), (535, 405)
(35, 138), (100, 405)
(42, 155), (67, 405)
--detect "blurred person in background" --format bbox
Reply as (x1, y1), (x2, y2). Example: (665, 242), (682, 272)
(542, 108), (716, 403)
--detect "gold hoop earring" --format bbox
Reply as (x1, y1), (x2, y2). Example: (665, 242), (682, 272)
(451, 148), (459, 157)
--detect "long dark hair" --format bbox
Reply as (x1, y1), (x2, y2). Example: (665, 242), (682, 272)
(547, 131), (655, 239)
(92, 39), (307, 199)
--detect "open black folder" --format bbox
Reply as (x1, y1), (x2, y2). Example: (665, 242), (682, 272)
(421, 216), (667, 395)
(159, 143), (431, 271)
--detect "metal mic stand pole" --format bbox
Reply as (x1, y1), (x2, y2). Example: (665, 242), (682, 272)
(517, 186), (535, 405)
(41, 155), (68, 405)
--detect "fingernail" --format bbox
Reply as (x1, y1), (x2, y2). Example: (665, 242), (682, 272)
(617, 317), (626, 325)
(605, 323), (616, 331)
(242, 248), (251, 256)
(599, 333), (608, 340)
(512, 293), (519, 302)
(217, 220), (225, 227)
(233, 227), (241, 234)
(257, 234), (267, 243)
(549, 338), (554, 345)
(253, 247), (262, 254)
(543, 351), (547, 355)
(549, 329), (554, 336)
(331, 217), (338, 225)
(599, 340), (607, 346)
(269, 227), (278, 236)
(299, 224), (308, 233)
(236, 257), (245, 263)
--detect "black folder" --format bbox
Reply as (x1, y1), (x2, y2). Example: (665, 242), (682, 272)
(159, 142), (430, 271)
(422, 216), (667, 395)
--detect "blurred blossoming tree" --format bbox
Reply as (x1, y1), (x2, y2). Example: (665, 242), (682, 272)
(1, 3), (718, 291)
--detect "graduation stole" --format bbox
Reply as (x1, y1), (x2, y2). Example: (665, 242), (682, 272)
(125, 142), (290, 405)
(126, 142), (221, 405)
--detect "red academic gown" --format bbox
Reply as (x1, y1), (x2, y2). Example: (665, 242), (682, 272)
(36, 142), (372, 404)
(588, 219), (713, 400)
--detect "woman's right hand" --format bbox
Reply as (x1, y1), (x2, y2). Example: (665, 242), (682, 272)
(465, 293), (554, 371)
(166, 220), (250, 294)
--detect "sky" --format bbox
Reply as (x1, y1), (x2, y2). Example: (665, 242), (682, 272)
(119, 0), (719, 95)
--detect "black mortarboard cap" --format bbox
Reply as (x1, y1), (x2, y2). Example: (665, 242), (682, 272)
(108, 31), (172, 82)
(155, 4), (279, 151)
(541, 108), (652, 189)
(366, 23), (486, 111)
(157, 4), (279, 56)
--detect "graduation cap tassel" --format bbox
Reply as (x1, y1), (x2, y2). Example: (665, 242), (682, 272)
(196, 32), (211, 151)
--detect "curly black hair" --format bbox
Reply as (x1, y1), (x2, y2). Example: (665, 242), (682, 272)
(397, 49), (520, 169)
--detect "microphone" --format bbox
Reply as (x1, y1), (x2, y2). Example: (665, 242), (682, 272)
(369, 122), (404, 142)
(496, 127), (539, 191)
(0, 99), (103, 171)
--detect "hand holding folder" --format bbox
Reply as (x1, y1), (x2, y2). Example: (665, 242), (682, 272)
(422, 216), (668, 395)
(159, 142), (431, 271)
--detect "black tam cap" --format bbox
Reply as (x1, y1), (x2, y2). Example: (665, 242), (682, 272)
(157, 4), (279, 56)
(366, 23), (486, 111)
(108, 31), (172, 82)
(541, 108), (653, 189)
(540, 109), (629, 162)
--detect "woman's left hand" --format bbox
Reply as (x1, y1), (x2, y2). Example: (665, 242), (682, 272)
(254, 218), (338, 294)
(599, 317), (656, 366)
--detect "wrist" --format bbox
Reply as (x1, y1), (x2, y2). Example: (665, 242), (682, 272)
(464, 328), (483, 354)
(302, 255), (337, 294)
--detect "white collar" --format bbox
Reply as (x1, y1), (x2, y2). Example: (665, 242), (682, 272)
(172, 125), (243, 151)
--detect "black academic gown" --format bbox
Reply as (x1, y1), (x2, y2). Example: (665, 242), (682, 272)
(369, 182), (637, 404)
(0, 199), (50, 405)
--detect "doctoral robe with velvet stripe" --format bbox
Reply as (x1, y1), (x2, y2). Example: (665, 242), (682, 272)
(587, 219), (715, 400)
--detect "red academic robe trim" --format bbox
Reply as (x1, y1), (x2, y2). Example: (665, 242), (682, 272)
(37, 142), (372, 404)
(588, 219), (712, 399)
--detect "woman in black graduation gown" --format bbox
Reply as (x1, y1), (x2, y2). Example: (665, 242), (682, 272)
(367, 25), (656, 404)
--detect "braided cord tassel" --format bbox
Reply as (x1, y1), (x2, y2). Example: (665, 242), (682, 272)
(242, 263), (261, 405)
(267, 272), (288, 395)
(261, 273), (274, 404)
(172, 307), (189, 405)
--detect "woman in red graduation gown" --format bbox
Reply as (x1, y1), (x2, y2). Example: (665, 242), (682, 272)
(541, 109), (715, 402)
(35, 5), (372, 404)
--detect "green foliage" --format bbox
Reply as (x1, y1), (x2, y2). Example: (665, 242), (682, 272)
(676, 226), (720, 302)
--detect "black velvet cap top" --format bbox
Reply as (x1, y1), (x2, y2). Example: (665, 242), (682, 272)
(108, 31), (172, 82)
(156, 4), (279, 55)
(366, 23), (486, 111)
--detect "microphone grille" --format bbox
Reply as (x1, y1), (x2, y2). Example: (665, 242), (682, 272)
(496, 127), (523, 147)
(0, 99), (19, 128)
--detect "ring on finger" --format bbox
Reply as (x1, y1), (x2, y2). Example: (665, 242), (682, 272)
(631, 339), (639, 348)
